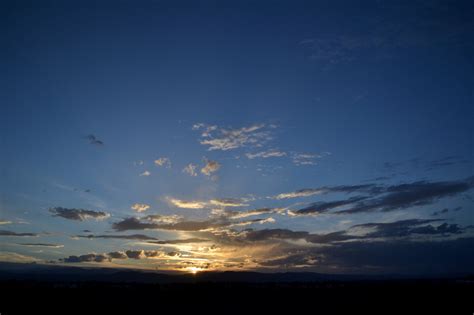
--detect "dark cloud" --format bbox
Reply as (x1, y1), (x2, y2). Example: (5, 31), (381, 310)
(49, 207), (110, 221)
(125, 250), (145, 259)
(75, 234), (158, 240)
(147, 238), (209, 245)
(313, 237), (474, 274)
(0, 230), (38, 237)
(112, 217), (159, 231)
(63, 253), (110, 263)
(296, 196), (369, 215)
(293, 177), (473, 216)
(62, 250), (166, 263)
(111, 217), (222, 232)
(306, 219), (466, 244)
(259, 237), (474, 274)
(112, 216), (273, 232)
(125, 250), (163, 259)
(339, 178), (473, 214)
(107, 251), (127, 259)
(85, 134), (104, 146)
(244, 229), (309, 242)
(432, 206), (462, 216)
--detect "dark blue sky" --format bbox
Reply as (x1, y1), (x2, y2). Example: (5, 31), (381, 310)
(1, 0), (473, 274)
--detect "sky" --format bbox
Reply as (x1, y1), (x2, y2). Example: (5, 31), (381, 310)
(1, 0), (474, 275)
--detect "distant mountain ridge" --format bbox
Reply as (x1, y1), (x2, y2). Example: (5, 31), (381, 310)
(0, 262), (471, 283)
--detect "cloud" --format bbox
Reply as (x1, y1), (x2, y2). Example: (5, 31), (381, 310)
(0, 230), (38, 237)
(0, 220), (12, 225)
(432, 206), (462, 216)
(49, 207), (110, 221)
(167, 197), (248, 210)
(139, 170), (151, 176)
(305, 219), (462, 244)
(85, 134), (104, 146)
(182, 163), (198, 176)
(244, 229), (309, 242)
(17, 243), (64, 248)
(274, 184), (378, 199)
(310, 237), (474, 274)
(294, 196), (369, 215)
(131, 203), (150, 213)
(337, 177), (474, 214)
(142, 214), (183, 224)
(291, 152), (330, 166)
(209, 198), (248, 208)
(147, 238), (210, 245)
(194, 123), (272, 151)
(291, 177), (474, 216)
(61, 249), (172, 264)
(75, 234), (158, 241)
(63, 253), (110, 263)
(112, 216), (275, 232)
(107, 251), (128, 259)
(0, 252), (40, 263)
(168, 198), (207, 209)
(245, 150), (286, 159)
(201, 160), (221, 176)
(219, 207), (283, 219)
(125, 250), (146, 259)
(112, 217), (160, 231)
(154, 157), (171, 168)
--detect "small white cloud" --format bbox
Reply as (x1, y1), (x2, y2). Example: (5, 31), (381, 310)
(201, 160), (221, 176)
(274, 189), (327, 199)
(131, 203), (150, 213)
(140, 170), (151, 176)
(245, 149), (286, 159)
(154, 157), (171, 168)
(182, 163), (198, 176)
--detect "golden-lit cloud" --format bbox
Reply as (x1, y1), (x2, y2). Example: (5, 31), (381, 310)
(168, 198), (207, 209)
(154, 157), (171, 168)
(131, 203), (150, 212)
(201, 160), (221, 176)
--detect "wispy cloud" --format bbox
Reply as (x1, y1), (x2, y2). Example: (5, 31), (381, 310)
(74, 234), (158, 241)
(291, 152), (330, 166)
(139, 170), (151, 176)
(193, 123), (272, 151)
(274, 184), (379, 199)
(17, 243), (64, 248)
(182, 163), (198, 176)
(84, 134), (104, 146)
(0, 230), (39, 237)
(245, 149), (287, 159)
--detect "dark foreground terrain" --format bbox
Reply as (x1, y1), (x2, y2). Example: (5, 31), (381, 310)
(0, 263), (472, 314)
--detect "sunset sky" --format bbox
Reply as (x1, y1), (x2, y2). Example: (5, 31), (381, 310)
(1, 0), (474, 275)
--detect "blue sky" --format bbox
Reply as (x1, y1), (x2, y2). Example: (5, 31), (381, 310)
(1, 0), (474, 274)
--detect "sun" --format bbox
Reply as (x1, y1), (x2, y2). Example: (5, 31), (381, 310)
(186, 267), (204, 274)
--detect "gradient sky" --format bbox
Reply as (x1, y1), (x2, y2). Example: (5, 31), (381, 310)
(1, 0), (474, 274)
